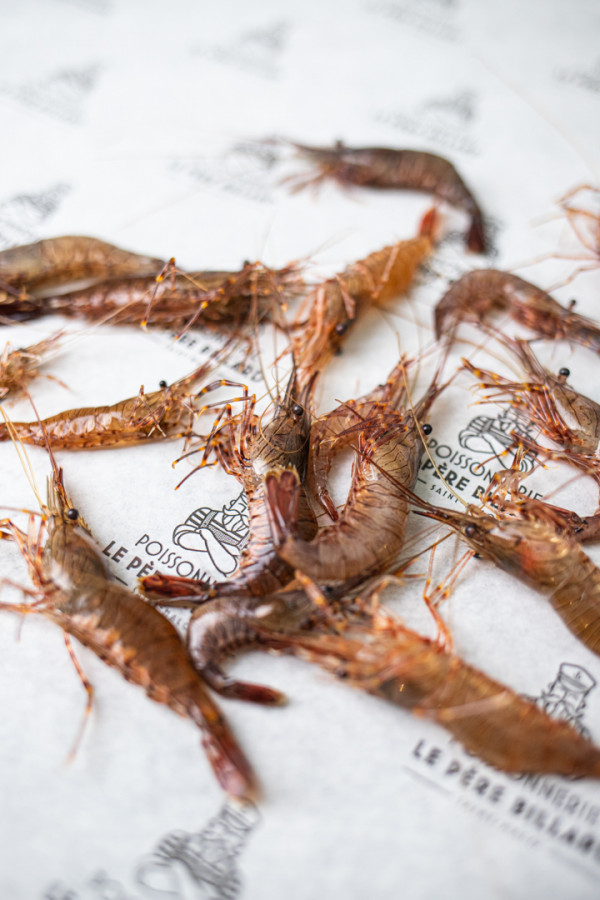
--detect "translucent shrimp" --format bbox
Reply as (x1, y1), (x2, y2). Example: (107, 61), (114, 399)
(0, 461), (255, 798)
(435, 269), (600, 353)
(0, 342), (233, 449)
(292, 209), (436, 395)
(141, 368), (318, 603)
(0, 260), (303, 334)
(281, 140), (487, 253)
(0, 235), (164, 296)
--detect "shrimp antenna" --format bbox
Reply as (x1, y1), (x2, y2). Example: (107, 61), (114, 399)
(0, 404), (43, 510)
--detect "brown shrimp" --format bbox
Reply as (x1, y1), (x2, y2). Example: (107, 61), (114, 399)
(0, 343), (233, 449)
(410, 490), (600, 659)
(270, 600), (600, 778)
(185, 573), (369, 705)
(141, 368), (318, 603)
(263, 358), (446, 585)
(1, 260), (303, 333)
(463, 337), (600, 456)
(292, 210), (436, 394)
(0, 332), (64, 400)
(435, 268), (600, 352)
(0, 235), (165, 297)
(282, 140), (487, 253)
(0, 463), (255, 798)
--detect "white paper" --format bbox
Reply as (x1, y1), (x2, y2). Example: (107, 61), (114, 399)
(1, 1), (600, 897)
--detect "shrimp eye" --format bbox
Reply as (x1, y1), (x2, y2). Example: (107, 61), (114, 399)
(292, 404), (303, 416)
(422, 423), (433, 435)
(159, 379), (168, 388)
(66, 508), (79, 521)
(323, 585), (334, 595)
(558, 367), (570, 378)
(464, 523), (478, 538)
(335, 321), (349, 336)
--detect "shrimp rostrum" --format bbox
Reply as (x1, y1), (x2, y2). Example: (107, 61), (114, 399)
(280, 139), (488, 253)
(0, 462), (255, 798)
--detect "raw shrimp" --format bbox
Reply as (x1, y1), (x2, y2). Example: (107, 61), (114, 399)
(282, 140), (487, 253)
(293, 210), (436, 394)
(142, 368), (318, 603)
(0, 235), (164, 296)
(0, 260), (303, 333)
(0, 461), (255, 798)
(0, 343), (233, 449)
(410, 489), (600, 659)
(264, 357), (446, 584)
(0, 332), (64, 400)
(271, 597), (600, 778)
(463, 336), (600, 456)
(435, 269), (600, 352)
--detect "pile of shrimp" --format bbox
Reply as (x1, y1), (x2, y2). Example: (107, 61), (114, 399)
(1, 142), (600, 800)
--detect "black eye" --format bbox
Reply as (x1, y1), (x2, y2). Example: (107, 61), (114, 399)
(558, 367), (570, 378)
(159, 379), (168, 388)
(66, 508), (79, 521)
(292, 404), (303, 416)
(422, 423), (433, 436)
(335, 321), (349, 336)
(464, 523), (477, 538)
(323, 585), (334, 595)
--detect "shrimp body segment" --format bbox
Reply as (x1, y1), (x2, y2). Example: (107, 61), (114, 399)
(435, 269), (600, 353)
(8, 468), (257, 798)
(287, 141), (487, 253)
(293, 213), (435, 393)
(277, 616), (600, 778)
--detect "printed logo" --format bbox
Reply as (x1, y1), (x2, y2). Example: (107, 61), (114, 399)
(44, 800), (259, 900)
(555, 56), (600, 96)
(373, 89), (481, 156)
(0, 183), (70, 249)
(192, 21), (289, 79)
(173, 490), (250, 577)
(532, 663), (597, 742)
(1, 64), (102, 124)
(457, 406), (537, 473)
(365, 0), (461, 44)
(408, 662), (600, 873)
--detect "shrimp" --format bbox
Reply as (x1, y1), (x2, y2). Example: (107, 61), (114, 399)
(0, 332), (64, 400)
(282, 140), (487, 253)
(0, 260), (303, 333)
(270, 597), (600, 778)
(0, 235), (164, 296)
(264, 357), (446, 584)
(0, 342), (233, 449)
(435, 269), (600, 352)
(0, 461), (255, 798)
(410, 489), (600, 659)
(141, 368), (318, 603)
(184, 572), (369, 704)
(292, 209), (436, 394)
(463, 336), (600, 456)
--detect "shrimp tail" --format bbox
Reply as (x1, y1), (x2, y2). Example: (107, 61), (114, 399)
(193, 700), (257, 799)
(466, 210), (486, 254)
(418, 206), (439, 242)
